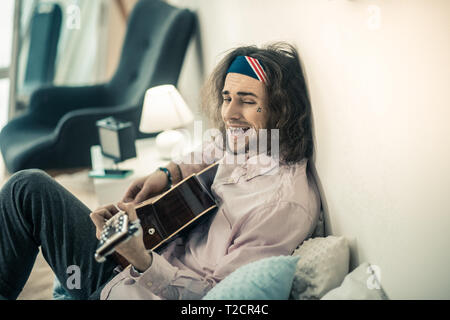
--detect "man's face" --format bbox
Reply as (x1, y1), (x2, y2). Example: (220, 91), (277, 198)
(221, 72), (269, 154)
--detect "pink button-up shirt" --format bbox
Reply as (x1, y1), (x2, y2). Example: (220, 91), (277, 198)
(100, 145), (321, 300)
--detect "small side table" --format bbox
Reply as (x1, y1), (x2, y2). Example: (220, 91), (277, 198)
(90, 138), (168, 205)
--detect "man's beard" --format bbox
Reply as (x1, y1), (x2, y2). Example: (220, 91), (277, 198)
(221, 127), (280, 168)
(225, 128), (263, 155)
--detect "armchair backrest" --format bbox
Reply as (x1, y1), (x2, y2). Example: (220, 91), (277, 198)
(107, 0), (195, 109)
(24, 3), (62, 90)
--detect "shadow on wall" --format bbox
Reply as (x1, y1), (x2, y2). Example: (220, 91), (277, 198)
(308, 160), (360, 272)
(308, 105), (360, 272)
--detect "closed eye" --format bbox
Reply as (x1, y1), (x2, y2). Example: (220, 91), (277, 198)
(222, 95), (257, 105)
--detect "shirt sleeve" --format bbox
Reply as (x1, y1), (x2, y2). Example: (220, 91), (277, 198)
(127, 251), (215, 299)
(123, 200), (316, 300)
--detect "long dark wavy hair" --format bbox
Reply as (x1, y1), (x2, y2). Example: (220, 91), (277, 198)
(201, 42), (314, 164)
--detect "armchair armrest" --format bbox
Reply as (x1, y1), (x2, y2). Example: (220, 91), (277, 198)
(28, 83), (110, 125)
(54, 104), (141, 144)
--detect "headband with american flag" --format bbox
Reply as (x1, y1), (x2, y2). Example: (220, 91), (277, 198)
(226, 55), (268, 84)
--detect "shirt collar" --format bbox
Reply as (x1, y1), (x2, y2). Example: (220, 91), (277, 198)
(245, 153), (280, 180)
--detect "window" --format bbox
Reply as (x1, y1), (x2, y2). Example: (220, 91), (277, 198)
(0, 0), (15, 129)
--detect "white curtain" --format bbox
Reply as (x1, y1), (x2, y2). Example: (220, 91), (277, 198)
(17, 0), (111, 87)
(53, 0), (110, 85)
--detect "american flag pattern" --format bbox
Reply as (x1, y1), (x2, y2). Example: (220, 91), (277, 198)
(244, 56), (268, 84)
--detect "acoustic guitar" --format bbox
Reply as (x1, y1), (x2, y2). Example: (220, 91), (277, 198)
(95, 162), (219, 268)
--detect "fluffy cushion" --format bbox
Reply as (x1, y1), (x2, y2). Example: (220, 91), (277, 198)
(203, 255), (300, 300)
(321, 262), (388, 300)
(290, 236), (350, 300)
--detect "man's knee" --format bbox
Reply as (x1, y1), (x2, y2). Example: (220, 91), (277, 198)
(10, 169), (50, 182)
(5, 169), (53, 194)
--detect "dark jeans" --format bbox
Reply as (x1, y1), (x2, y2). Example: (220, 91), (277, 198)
(0, 169), (117, 300)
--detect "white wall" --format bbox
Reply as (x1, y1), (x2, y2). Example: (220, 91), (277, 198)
(173, 0), (450, 299)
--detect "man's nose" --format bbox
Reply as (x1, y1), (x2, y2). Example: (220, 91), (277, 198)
(223, 100), (242, 121)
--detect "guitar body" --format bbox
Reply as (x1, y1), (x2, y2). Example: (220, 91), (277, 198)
(112, 162), (219, 268)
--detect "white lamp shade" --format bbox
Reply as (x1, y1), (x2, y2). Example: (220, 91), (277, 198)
(139, 84), (194, 133)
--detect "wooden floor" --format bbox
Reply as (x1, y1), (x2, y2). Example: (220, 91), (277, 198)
(1, 159), (100, 300)
(18, 249), (55, 300)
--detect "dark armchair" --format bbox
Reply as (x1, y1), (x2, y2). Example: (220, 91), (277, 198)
(0, 0), (195, 172)
(22, 2), (62, 94)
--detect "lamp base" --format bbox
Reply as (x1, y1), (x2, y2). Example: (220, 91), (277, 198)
(155, 130), (186, 160)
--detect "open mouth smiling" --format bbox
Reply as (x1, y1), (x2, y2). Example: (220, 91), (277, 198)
(227, 126), (251, 135)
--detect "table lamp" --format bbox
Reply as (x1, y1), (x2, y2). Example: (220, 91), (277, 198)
(140, 85), (194, 159)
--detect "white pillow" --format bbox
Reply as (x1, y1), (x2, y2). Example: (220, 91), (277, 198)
(290, 236), (350, 300)
(321, 262), (388, 300)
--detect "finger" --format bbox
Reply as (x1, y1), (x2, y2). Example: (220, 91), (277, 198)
(93, 208), (113, 221)
(93, 204), (117, 216)
(103, 203), (119, 215)
(133, 185), (152, 204)
(117, 201), (138, 222)
(90, 210), (109, 233)
(122, 183), (141, 203)
(122, 196), (134, 203)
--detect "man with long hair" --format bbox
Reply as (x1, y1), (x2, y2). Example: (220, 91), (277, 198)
(0, 42), (320, 300)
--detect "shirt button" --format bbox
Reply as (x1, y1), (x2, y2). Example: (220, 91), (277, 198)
(123, 279), (135, 285)
(146, 281), (153, 287)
